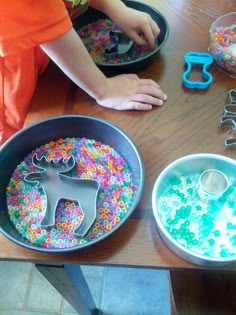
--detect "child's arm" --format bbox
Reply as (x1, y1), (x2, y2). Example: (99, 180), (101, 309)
(40, 27), (167, 111)
(89, 0), (160, 49)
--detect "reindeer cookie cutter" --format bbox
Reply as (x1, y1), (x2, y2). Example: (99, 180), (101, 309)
(24, 154), (100, 237)
(182, 52), (213, 89)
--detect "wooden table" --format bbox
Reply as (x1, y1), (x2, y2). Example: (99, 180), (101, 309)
(1, 0), (236, 314)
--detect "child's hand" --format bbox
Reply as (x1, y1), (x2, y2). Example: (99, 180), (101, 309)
(96, 74), (167, 111)
(41, 27), (167, 112)
(111, 7), (160, 50)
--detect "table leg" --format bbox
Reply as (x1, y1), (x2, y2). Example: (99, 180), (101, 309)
(169, 269), (236, 315)
(36, 264), (97, 315)
(168, 272), (177, 315)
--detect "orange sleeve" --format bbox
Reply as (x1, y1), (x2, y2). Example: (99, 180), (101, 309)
(0, 0), (73, 57)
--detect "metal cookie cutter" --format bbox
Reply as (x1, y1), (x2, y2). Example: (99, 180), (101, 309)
(182, 52), (213, 89)
(24, 154), (100, 237)
(198, 169), (229, 201)
(105, 29), (134, 55)
(219, 116), (236, 130)
(219, 104), (236, 129)
(228, 89), (236, 105)
(223, 104), (236, 116)
(225, 137), (236, 149)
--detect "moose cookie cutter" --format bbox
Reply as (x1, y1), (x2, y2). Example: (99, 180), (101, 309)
(182, 52), (213, 89)
(24, 154), (100, 237)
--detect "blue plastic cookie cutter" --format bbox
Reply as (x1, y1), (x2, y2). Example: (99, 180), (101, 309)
(182, 52), (213, 89)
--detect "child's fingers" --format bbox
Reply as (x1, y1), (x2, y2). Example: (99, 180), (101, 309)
(125, 101), (153, 111)
(97, 75), (167, 111)
(130, 93), (164, 106)
(138, 79), (167, 101)
(139, 18), (160, 49)
(140, 24), (155, 49)
(128, 31), (147, 47)
(151, 20), (160, 40)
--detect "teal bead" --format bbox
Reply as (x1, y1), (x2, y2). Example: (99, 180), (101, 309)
(119, 212), (125, 219)
(14, 211), (20, 218)
(228, 200), (235, 208)
(175, 209), (181, 219)
(171, 177), (181, 185)
(170, 228), (178, 236)
(173, 201), (180, 206)
(203, 229), (211, 237)
(184, 220), (190, 227)
(220, 249), (228, 258)
(213, 230), (220, 237)
(189, 232), (195, 240)
(208, 239), (215, 246)
(180, 223), (187, 229)
(230, 235), (236, 245)
(186, 177), (192, 184)
(219, 195), (226, 203)
(187, 188), (193, 194)
(23, 224), (30, 231)
(227, 222), (233, 229)
(167, 218), (172, 225)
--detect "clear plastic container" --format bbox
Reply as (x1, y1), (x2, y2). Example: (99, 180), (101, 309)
(209, 12), (236, 78)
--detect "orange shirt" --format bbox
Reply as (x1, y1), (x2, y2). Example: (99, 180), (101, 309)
(0, 0), (73, 57)
(0, 0), (89, 144)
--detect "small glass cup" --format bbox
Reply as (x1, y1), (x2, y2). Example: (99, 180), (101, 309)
(208, 12), (236, 78)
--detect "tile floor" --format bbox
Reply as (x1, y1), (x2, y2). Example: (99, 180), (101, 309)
(0, 261), (171, 315)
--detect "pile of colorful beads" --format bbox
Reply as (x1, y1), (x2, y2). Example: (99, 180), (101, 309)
(6, 137), (136, 249)
(157, 173), (236, 259)
(77, 18), (158, 64)
(209, 23), (236, 76)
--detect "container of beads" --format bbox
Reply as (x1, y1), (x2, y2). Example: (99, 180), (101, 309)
(209, 12), (236, 78)
(73, 0), (169, 74)
(0, 115), (144, 252)
(152, 154), (236, 267)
